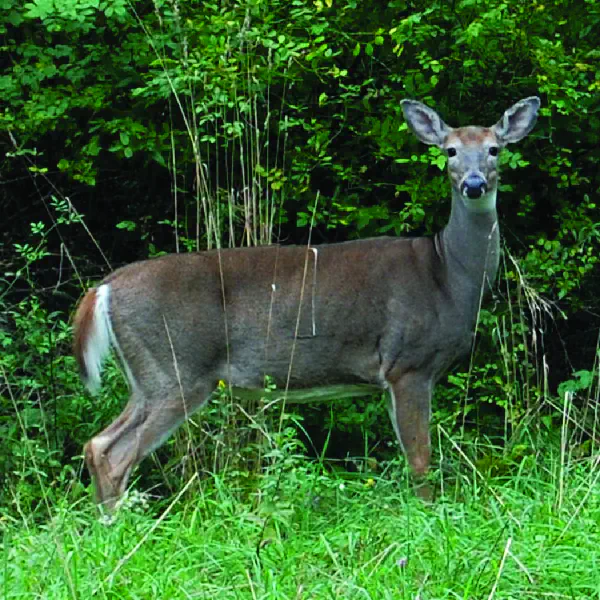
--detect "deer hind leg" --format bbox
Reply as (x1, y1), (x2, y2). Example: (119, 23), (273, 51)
(84, 383), (214, 511)
(84, 395), (143, 509)
(387, 372), (433, 500)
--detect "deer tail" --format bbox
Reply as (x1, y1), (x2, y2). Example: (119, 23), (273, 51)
(73, 284), (113, 394)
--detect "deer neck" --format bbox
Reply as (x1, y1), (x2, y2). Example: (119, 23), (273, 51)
(439, 187), (500, 299)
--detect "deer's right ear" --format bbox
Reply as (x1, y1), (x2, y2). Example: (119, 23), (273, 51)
(401, 100), (450, 147)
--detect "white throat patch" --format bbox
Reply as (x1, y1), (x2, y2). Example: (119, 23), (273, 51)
(462, 189), (497, 213)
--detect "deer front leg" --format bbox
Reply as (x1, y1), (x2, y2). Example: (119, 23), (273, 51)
(387, 373), (433, 501)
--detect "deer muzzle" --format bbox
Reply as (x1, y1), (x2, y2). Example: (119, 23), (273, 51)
(462, 174), (487, 199)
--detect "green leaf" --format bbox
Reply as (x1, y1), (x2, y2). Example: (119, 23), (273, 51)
(116, 220), (136, 231)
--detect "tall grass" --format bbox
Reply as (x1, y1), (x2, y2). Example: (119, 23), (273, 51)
(3, 435), (600, 599)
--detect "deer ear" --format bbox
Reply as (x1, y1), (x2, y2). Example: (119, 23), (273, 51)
(401, 100), (450, 147)
(492, 97), (540, 145)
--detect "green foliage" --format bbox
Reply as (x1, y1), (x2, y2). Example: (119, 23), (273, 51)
(4, 440), (600, 598)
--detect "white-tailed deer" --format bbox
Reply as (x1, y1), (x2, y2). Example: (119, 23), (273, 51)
(74, 97), (540, 509)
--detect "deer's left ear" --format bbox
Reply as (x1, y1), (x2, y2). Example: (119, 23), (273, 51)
(492, 97), (540, 145)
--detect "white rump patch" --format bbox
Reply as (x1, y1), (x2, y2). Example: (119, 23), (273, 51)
(83, 284), (136, 394)
(83, 284), (112, 393)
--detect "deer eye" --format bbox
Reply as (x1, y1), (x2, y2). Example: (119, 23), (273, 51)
(447, 147), (457, 158)
(489, 146), (499, 157)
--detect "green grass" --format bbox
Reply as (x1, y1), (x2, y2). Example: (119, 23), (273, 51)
(3, 446), (600, 600)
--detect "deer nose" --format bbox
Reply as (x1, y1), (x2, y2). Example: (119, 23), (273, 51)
(462, 175), (487, 199)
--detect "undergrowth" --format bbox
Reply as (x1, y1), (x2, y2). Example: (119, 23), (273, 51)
(2, 436), (600, 599)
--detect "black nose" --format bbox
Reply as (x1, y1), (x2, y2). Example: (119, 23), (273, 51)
(462, 175), (487, 199)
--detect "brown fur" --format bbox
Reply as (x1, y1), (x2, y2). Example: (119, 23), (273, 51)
(445, 127), (498, 146)
(73, 288), (97, 381)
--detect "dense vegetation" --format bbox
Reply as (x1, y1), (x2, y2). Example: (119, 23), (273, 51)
(1, 0), (599, 596)
(5, 462), (600, 598)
